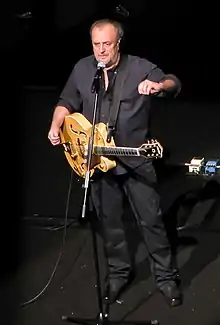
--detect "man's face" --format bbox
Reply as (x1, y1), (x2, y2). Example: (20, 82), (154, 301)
(91, 23), (120, 67)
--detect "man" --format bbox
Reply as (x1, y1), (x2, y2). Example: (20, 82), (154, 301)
(48, 19), (183, 307)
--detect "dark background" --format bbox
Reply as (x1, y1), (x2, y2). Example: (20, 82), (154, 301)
(2, 1), (220, 99)
(1, 0), (219, 218)
(0, 0), (219, 220)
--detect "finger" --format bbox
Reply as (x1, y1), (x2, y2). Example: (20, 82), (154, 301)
(142, 81), (151, 95)
(48, 134), (60, 144)
(51, 139), (60, 146)
(150, 88), (159, 94)
(145, 83), (152, 95)
(49, 133), (59, 140)
(139, 84), (147, 94)
(146, 85), (150, 95)
(138, 83), (144, 94)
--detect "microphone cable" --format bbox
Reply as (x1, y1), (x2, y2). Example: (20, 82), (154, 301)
(21, 169), (89, 307)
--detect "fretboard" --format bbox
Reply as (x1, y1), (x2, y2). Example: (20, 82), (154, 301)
(94, 146), (140, 156)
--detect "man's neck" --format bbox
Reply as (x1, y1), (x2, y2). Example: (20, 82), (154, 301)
(105, 53), (120, 71)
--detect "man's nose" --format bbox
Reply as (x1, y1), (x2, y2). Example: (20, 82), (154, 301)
(100, 44), (105, 53)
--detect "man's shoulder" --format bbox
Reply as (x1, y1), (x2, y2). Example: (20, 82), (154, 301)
(127, 54), (161, 78)
(127, 54), (151, 65)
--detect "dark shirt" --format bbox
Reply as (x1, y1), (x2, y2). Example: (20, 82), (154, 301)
(57, 54), (178, 175)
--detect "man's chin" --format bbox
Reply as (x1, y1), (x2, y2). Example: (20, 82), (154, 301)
(98, 59), (111, 66)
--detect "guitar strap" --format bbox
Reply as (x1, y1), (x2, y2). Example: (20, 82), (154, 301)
(106, 54), (129, 143)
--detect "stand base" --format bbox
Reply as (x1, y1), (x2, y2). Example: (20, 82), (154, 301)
(62, 314), (159, 325)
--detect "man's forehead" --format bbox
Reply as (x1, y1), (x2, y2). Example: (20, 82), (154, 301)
(92, 24), (117, 36)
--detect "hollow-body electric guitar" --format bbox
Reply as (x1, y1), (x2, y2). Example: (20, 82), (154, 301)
(60, 113), (163, 178)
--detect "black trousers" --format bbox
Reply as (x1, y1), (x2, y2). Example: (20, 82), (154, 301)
(90, 165), (177, 286)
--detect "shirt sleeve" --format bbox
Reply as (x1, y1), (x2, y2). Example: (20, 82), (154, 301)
(56, 63), (82, 113)
(139, 58), (166, 82)
(139, 58), (181, 97)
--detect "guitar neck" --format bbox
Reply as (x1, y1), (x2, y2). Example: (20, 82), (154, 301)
(94, 146), (140, 157)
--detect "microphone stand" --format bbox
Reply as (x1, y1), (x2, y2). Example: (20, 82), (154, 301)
(62, 66), (158, 325)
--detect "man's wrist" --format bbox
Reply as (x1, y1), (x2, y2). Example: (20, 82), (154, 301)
(159, 82), (165, 90)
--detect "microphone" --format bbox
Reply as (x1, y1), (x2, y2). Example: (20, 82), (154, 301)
(91, 61), (106, 93)
(97, 61), (106, 70)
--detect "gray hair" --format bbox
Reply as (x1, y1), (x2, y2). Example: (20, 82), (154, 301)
(89, 19), (124, 41)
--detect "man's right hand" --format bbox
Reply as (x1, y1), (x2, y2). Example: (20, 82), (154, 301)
(48, 125), (61, 146)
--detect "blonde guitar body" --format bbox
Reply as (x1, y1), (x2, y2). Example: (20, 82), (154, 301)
(60, 113), (163, 178)
(60, 113), (116, 178)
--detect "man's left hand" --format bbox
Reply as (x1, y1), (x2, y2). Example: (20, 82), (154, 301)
(138, 79), (164, 95)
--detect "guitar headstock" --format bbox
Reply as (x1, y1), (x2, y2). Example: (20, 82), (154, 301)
(139, 139), (163, 158)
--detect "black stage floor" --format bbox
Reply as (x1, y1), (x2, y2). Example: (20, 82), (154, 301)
(1, 88), (220, 325)
(3, 208), (220, 325)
